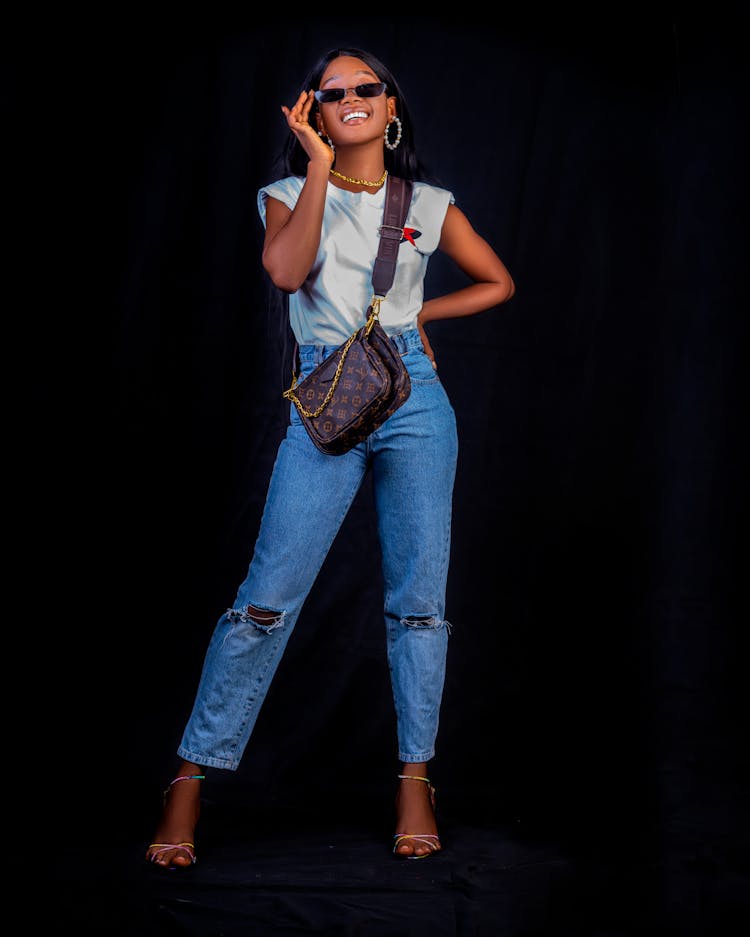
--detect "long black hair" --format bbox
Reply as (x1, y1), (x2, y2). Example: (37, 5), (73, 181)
(281, 47), (432, 183)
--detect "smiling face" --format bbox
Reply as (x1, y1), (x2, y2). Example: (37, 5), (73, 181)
(315, 55), (396, 145)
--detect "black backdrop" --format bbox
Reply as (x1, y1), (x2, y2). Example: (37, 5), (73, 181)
(23, 10), (747, 931)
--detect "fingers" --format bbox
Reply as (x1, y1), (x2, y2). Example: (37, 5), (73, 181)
(416, 318), (437, 368)
(280, 91), (335, 166)
(300, 89), (315, 120)
(423, 339), (438, 369)
(422, 339), (438, 368)
(282, 89), (314, 129)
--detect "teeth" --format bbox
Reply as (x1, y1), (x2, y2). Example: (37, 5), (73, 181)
(342, 111), (368, 123)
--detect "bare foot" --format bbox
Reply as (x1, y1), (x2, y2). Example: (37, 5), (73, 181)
(145, 769), (203, 868)
(394, 771), (441, 858)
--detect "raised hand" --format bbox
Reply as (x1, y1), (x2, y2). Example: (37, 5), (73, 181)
(281, 90), (334, 167)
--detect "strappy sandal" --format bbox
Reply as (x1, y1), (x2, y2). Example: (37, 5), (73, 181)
(147, 841), (196, 865)
(146, 773), (205, 868)
(393, 774), (442, 859)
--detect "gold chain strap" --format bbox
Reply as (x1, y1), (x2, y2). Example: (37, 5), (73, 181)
(283, 299), (382, 418)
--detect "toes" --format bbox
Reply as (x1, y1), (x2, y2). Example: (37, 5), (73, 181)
(156, 853), (188, 868)
(414, 844), (433, 857)
(395, 837), (441, 857)
(146, 846), (194, 868)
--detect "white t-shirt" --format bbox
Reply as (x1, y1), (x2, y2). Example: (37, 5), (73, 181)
(257, 176), (454, 345)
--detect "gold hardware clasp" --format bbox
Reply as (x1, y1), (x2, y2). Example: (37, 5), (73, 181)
(366, 296), (383, 335)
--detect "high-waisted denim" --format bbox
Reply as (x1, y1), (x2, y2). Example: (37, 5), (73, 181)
(178, 328), (458, 769)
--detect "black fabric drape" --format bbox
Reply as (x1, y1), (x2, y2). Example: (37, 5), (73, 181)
(23, 12), (747, 935)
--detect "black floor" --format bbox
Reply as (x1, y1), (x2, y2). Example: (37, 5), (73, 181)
(48, 781), (747, 936)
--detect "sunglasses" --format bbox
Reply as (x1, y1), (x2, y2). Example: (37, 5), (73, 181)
(314, 81), (387, 105)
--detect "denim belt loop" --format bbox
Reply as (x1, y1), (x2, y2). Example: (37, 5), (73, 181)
(389, 327), (422, 355)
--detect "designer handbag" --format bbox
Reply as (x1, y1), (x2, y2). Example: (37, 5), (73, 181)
(283, 174), (414, 456)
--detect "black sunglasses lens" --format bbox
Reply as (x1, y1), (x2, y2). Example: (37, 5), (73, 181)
(315, 88), (345, 104)
(315, 88), (343, 104)
(314, 82), (386, 104)
(358, 82), (386, 97)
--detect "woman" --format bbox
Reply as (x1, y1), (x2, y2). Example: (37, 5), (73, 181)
(146, 46), (515, 868)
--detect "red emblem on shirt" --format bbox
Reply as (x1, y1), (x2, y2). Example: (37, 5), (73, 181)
(400, 227), (421, 246)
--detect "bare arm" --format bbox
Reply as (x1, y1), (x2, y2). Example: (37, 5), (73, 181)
(262, 91), (334, 293)
(417, 204), (516, 364)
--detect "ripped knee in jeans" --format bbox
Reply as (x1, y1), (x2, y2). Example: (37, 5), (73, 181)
(400, 615), (452, 635)
(226, 604), (286, 634)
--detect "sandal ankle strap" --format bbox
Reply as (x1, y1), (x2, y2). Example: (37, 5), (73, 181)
(397, 773), (437, 808)
(169, 774), (206, 786)
(163, 774), (205, 804)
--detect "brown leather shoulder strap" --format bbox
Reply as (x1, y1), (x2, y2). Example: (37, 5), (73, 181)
(371, 175), (414, 298)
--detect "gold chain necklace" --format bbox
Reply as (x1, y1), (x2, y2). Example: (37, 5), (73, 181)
(329, 167), (388, 188)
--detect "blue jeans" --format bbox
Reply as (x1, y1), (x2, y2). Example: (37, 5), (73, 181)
(178, 328), (458, 769)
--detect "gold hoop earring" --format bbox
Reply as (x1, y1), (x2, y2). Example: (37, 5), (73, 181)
(384, 116), (402, 151)
(318, 130), (335, 155)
